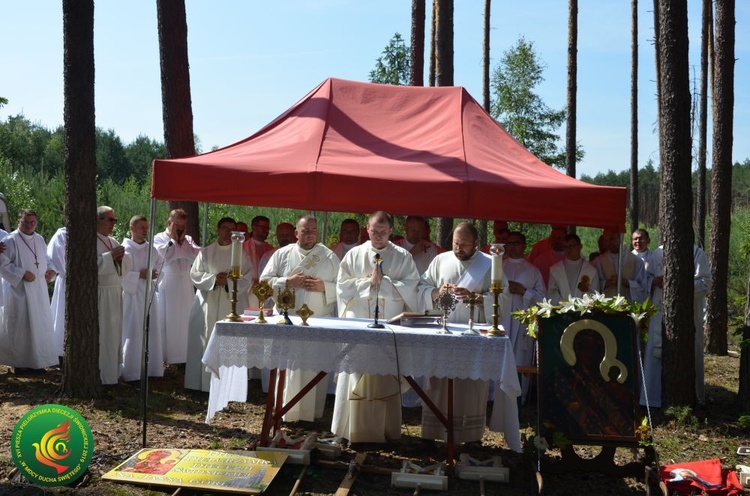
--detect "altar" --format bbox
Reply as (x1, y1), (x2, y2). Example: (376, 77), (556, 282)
(201, 316), (522, 455)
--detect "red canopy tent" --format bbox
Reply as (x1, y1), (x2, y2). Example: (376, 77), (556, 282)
(151, 77), (626, 230)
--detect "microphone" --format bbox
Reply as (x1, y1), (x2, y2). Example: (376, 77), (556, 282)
(368, 253), (385, 329)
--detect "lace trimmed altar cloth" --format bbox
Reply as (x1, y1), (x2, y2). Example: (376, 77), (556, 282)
(201, 316), (522, 452)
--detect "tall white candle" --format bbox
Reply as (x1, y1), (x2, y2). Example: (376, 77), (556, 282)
(490, 244), (503, 284)
(230, 232), (243, 276)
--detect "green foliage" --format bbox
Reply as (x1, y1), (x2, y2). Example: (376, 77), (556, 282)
(664, 405), (699, 430)
(0, 114), (164, 186)
(369, 32), (411, 85)
(739, 415), (750, 429)
(490, 37), (580, 168)
(513, 293), (657, 339)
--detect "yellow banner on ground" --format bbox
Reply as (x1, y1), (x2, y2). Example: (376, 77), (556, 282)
(103, 448), (288, 494)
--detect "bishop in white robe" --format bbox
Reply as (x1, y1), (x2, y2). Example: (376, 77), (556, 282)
(185, 219), (252, 392)
(260, 215), (340, 421)
(333, 211), (420, 444)
(0, 212), (58, 370)
(416, 222), (512, 443)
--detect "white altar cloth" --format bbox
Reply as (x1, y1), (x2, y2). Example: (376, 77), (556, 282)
(202, 316), (522, 451)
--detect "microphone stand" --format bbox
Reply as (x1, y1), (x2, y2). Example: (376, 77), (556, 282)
(141, 240), (171, 448)
(368, 255), (385, 329)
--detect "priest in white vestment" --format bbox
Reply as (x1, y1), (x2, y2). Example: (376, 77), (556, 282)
(547, 233), (599, 305)
(631, 228), (656, 292)
(503, 232), (547, 402)
(395, 215), (439, 275)
(330, 218), (360, 261)
(257, 222), (297, 276)
(97, 206), (131, 384)
(333, 211), (420, 444)
(641, 244), (713, 408)
(260, 215), (340, 421)
(46, 227), (66, 357)
(0, 228), (9, 332)
(121, 216), (164, 382)
(185, 217), (252, 391)
(531, 226), (566, 287)
(592, 229), (647, 303)
(0, 210), (58, 370)
(154, 208), (201, 364)
(416, 222), (512, 443)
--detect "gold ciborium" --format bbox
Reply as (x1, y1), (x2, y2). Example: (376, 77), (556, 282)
(252, 280), (273, 324)
(277, 287), (296, 325)
(296, 304), (314, 326)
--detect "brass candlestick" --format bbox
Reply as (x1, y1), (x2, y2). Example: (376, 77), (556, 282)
(487, 283), (505, 336)
(252, 280), (273, 324)
(277, 287), (296, 325)
(224, 271), (242, 322)
(467, 292), (478, 333)
(296, 304), (313, 326)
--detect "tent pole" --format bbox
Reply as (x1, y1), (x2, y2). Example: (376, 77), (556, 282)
(201, 203), (209, 246)
(141, 197), (158, 448)
(320, 211), (328, 246)
(617, 232), (624, 296)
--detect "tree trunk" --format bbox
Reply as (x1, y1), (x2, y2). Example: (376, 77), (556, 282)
(434, 0), (454, 250)
(157, 0), (200, 244)
(565, 0), (578, 181)
(61, 0), (101, 398)
(738, 258), (750, 412)
(429, 0), (437, 87)
(482, 0), (491, 112)
(705, 0), (735, 356)
(695, 0), (711, 248)
(479, 0), (491, 247)
(629, 0), (639, 232)
(410, 0), (425, 87)
(657, 0), (696, 407)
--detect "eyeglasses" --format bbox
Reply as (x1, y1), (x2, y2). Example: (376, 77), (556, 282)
(99, 217), (117, 223)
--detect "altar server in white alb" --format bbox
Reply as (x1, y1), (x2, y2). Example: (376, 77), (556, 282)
(0, 210), (58, 371)
(154, 208), (201, 364)
(546, 233), (599, 305)
(0, 228), (7, 324)
(97, 206), (131, 384)
(121, 215), (164, 382)
(260, 215), (340, 421)
(185, 217), (253, 392)
(333, 210), (420, 444)
(46, 227), (66, 358)
(503, 231), (546, 402)
(416, 222), (511, 443)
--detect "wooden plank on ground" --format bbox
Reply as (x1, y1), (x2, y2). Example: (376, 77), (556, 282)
(334, 452), (367, 496)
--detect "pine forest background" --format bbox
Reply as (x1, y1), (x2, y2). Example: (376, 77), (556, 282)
(2, 113), (750, 329)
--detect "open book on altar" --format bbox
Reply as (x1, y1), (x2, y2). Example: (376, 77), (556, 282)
(388, 310), (443, 327)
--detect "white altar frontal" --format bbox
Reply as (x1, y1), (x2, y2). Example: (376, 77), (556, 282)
(201, 316), (522, 453)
